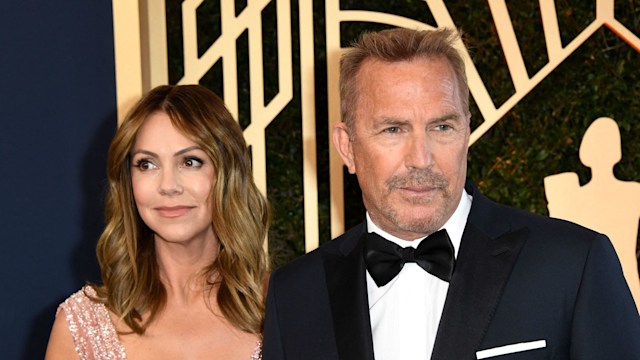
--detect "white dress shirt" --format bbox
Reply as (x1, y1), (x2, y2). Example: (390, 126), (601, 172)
(366, 190), (472, 360)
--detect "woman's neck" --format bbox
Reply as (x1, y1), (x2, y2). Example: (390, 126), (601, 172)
(153, 234), (220, 305)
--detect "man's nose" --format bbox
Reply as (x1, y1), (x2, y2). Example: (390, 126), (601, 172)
(405, 132), (433, 170)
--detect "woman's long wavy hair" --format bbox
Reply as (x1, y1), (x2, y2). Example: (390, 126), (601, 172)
(93, 85), (269, 335)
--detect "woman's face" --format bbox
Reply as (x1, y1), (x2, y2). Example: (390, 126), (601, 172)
(130, 111), (216, 246)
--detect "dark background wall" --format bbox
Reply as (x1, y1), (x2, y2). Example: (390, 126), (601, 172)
(0, 1), (115, 358)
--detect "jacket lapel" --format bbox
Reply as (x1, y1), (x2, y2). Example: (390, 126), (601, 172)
(323, 224), (375, 360)
(321, 183), (527, 360)
(431, 183), (528, 360)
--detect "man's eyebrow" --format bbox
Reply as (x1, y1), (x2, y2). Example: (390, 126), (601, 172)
(377, 113), (461, 125)
(429, 113), (460, 122)
(378, 117), (411, 126)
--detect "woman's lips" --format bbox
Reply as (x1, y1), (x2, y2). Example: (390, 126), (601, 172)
(155, 206), (193, 218)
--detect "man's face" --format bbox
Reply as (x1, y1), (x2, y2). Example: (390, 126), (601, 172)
(334, 57), (470, 240)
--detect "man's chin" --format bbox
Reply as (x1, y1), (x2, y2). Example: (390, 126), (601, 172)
(399, 200), (443, 214)
(392, 209), (444, 233)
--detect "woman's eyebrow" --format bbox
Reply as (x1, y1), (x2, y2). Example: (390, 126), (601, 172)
(130, 146), (201, 158)
(174, 146), (201, 157)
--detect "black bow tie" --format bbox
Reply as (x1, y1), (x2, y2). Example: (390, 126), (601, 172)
(363, 229), (455, 287)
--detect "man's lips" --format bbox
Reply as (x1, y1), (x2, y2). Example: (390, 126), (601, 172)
(397, 186), (438, 193)
(155, 206), (193, 218)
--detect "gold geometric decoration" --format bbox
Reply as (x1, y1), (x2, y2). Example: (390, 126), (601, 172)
(112, 2), (639, 306)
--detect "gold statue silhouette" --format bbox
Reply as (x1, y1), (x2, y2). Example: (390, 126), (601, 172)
(544, 117), (640, 313)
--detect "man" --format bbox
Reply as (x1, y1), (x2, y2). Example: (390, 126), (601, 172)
(263, 28), (640, 359)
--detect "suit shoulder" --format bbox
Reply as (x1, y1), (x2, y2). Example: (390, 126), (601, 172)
(488, 201), (612, 262)
(270, 224), (363, 285)
(270, 246), (323, 281)
(469, 181), (600, 243)
(506, 204), (599, 238)
(473, 192), (605, 252)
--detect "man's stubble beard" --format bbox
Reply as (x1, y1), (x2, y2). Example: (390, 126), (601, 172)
(381, 168), (452, 236)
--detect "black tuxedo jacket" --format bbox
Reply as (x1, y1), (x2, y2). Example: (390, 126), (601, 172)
(263, 182), (640, 359)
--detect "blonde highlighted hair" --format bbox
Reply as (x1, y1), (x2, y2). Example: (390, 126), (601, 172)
(93, 85), (269, 335)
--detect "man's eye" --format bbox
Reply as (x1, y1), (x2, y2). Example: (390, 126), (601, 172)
(436, 124), (452, 131)
(383, 127), (401, 134)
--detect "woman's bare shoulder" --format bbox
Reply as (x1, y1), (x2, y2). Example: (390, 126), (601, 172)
(44, 303), (78, 360)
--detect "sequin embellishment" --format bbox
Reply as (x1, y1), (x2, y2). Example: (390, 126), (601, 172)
(58, 286), (127, 359)
(57, 286), (263, 359)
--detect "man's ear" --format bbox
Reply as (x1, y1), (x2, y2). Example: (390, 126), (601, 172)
(331, 122), (356, 174)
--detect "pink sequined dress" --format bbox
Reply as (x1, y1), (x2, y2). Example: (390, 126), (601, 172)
(57, 286), (262, 359)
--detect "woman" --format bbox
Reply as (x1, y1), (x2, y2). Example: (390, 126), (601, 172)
(45, 85), (269, 359)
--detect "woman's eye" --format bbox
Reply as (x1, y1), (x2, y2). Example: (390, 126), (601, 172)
(183, 157), (204, 168)
(134, 159), (157, 171)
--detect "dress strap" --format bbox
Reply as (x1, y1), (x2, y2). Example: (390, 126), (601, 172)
(251, 340), (263, 360)
(57, 286), (127, 360)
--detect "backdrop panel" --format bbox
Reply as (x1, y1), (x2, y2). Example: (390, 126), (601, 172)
(0, 1), (116, 358)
